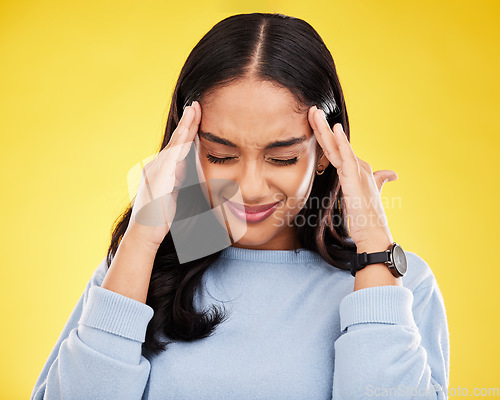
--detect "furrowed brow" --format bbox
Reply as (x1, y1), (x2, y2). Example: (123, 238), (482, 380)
(198, 130), (307, 149)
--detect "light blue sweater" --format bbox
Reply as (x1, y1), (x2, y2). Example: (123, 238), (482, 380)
(32, 246), (450, 399)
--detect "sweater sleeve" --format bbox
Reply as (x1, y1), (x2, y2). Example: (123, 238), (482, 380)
(31, 257), (155, 400)
(332, 254), (450, 400)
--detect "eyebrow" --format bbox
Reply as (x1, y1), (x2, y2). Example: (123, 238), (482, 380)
(198, 130), (307, 149)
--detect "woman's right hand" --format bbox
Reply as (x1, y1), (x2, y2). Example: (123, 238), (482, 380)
(126, 101), (202, 247)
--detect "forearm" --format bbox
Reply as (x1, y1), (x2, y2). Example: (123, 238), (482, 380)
(334, 265), (449, 400)
(101, 229), (160, 304)
(32, 258), (155, 399)
(334, 315), (443, 400)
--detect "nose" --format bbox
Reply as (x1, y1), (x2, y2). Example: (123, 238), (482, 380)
(236, 159), (271, 203)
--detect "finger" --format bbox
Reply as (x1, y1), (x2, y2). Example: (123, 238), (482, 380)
(171, 102), (202, 162)
(373, 170), (398, 192)
(157, 104), (194, 158)
(154, 105), (195, 166)
(138, 104), (198, 206)
(171, 105), (195, 146)
(309, 107), (343, 168)
(192, 101), (202, 128)
(331, 122), (360, 178)
(308, 106), (318, 132)
(146, 105), (195, 184)
(185, 101), (201, 142)
(176, 101), (201, 161)
(308, 107), (328, 157)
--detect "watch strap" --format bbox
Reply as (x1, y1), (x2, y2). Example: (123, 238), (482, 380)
(350, 249), (392, 277)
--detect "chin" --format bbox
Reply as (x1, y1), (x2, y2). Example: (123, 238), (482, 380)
(231, 231), (275, 247)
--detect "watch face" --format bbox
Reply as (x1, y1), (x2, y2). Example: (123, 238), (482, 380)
(392, 244), (407, 276)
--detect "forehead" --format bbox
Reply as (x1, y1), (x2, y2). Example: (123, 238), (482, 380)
(199, 79), (312, 148)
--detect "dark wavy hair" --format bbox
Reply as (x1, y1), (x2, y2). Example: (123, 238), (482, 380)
(105, 12), (356, 357)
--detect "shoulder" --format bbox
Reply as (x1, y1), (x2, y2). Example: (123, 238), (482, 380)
(401, 250), (439, 293)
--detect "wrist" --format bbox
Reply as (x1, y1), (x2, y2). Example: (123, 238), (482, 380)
(352, 237), (404, 291)
(123, 228), (161, 255)
(356, 235), (393, 254)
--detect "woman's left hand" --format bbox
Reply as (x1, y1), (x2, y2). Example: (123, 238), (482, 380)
(308, 106), (398, 251)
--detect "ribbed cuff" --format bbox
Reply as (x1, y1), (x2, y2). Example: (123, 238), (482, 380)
(339, 285), (416, 333)
(79, 286), (154, 342)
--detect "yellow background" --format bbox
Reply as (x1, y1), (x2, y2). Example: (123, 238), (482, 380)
(1, 0), (498, 398)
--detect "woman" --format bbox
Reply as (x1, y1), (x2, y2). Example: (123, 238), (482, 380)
(32, 13), (449, 399)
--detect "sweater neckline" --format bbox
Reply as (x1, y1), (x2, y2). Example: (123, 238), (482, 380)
(220, 245), (324, 264)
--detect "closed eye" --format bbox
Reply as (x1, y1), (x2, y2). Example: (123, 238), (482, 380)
(205, 154), (237, 164)
(205, 154), (298, 166)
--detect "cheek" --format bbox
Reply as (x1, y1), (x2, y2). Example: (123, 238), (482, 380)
(195, 150), (240, 207)
(197, 158), (233, 184)
(285, 153), (316, 199)
(195, 146), (230, 177)
(195, 148), (218, 181)
(194, 149), (216, 206)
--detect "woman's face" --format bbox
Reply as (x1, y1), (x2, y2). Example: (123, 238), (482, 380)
(194, 78), (328, 250)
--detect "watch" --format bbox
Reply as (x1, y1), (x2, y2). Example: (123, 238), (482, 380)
(350, 242), (407, 278)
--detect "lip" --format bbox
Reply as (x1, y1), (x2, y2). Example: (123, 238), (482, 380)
(224, 199), (280, 213)
(223, 198), (281, 223)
